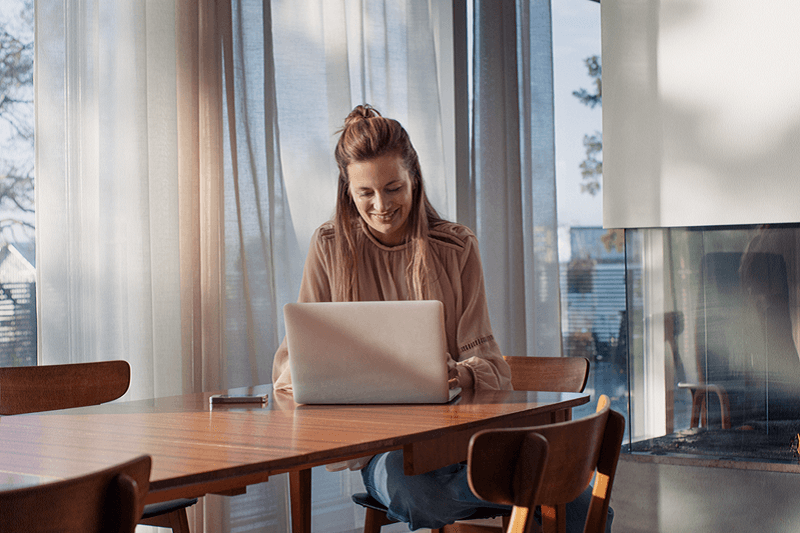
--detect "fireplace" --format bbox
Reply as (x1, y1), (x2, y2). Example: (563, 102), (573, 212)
(623, 224), (800, 466)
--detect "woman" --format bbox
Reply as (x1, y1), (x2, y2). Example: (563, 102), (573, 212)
(272, 105), (606, 531)
(272, 104), (511, 394)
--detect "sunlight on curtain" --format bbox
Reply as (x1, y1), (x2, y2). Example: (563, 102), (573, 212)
(471, 0), (561, 359)
(216, 1), (451, 531)
(34, 0), (561, 530)
(35, 0), (183, 400)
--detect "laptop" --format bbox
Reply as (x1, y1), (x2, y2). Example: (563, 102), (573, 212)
(284, 300), (461, 404)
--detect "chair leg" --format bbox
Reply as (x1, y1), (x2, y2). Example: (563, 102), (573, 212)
(363, 507), (394, 533)
(689, 390), (702, 428)
(709, 385), (731, 429)
(541, 503), (566, 533)
(138, 508), (191, 532)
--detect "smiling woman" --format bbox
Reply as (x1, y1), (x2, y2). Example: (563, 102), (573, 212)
(271, 104), (516, 529)
(330, 105), (445, 303)
(272, 104), (511, 395)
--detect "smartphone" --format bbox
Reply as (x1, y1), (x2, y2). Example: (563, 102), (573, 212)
(209, 393), (268, 406)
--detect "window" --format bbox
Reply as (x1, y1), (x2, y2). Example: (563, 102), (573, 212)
(0, 0), (35, 367)
(552, 0), (626, 424)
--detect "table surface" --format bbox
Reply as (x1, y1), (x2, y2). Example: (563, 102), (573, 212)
(0, 385), (589, 505)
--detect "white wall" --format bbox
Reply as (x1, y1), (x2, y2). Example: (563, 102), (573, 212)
(602, 0), (800, 229)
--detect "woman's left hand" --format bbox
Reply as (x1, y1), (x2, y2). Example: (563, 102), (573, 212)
(447, 355), (474, 389)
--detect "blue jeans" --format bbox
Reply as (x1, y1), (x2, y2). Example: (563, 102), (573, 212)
(361, 450), (613, 532)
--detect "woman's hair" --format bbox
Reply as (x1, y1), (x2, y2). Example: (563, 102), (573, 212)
(332, 104), (442, 301)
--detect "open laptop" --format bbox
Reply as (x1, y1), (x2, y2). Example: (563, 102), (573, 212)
(284, 300), (461, 404)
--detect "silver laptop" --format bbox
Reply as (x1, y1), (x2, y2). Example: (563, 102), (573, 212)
(284, 300), (461, 404)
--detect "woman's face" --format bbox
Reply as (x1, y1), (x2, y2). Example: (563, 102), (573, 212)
(347, 152), (414, 246)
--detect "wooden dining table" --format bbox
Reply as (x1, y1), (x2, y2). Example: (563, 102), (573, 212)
(0, 384), (588, 533)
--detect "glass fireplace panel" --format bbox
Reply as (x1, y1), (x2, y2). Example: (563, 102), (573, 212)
(626, 224), (800, 463)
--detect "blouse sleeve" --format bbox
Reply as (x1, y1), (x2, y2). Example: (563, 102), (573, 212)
(271, 227), (334, 391)
(454, 233), (513, 390)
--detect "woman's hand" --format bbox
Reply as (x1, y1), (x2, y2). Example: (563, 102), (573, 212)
(447, 355), (474, 389)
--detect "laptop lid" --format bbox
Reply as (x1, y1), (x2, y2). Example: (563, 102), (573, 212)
(284, 300), (459, 404)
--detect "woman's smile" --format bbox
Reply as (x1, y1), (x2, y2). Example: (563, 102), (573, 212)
(372, 208), (399, 223)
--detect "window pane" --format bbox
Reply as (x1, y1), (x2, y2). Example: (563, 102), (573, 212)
(628, 224), (800, 464)
(0, 0), (36, 367)
(553, 0), (627, 428)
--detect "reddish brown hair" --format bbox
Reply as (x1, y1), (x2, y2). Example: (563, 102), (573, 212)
(332, 105), (441, 301)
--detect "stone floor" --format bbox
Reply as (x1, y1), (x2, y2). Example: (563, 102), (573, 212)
(629, 420), (800, 464)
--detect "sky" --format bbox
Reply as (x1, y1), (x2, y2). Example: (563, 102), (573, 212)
(551, 0), (603, 258)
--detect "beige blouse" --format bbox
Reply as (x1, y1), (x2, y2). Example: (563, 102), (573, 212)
(272, 219), (512, 393)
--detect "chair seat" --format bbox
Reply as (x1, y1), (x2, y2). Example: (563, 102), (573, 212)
(351, 492), (510, 521)
(141, 498), (198, 519)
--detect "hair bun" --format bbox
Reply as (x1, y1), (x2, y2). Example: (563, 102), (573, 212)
(343, 104), (382, 128)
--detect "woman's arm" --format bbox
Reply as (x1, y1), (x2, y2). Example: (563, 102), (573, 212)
(271, 226), (335, 391)
(453, 233), (512, 390)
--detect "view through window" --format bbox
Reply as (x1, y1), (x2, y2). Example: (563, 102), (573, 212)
(0, 0), (36, 367)
(552, 0), (626, 423)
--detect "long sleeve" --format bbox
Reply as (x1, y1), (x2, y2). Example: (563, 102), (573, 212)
(271, 222), (513, 392)
(452, 233), (512, 390)
(270, 221), (511, 471)
(271, 226), (334, 392)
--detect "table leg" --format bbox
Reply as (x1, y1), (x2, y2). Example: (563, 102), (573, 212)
(289, 468), (311, 533)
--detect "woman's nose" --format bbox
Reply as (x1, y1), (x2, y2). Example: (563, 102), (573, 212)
(374, 193), (390, 212)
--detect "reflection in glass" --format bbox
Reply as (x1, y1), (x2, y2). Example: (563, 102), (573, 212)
(627, 224), (800, 463)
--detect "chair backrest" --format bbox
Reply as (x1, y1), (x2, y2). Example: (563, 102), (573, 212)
(468, 395), (624, 533)
(0, 455), (151, 533)
(0, 360), (131, 415)
(503, 355), (590, 393)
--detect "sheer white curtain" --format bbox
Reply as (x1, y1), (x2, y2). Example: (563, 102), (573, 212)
(35, 0), (184, 400)
(34, 0), (560, 530)
(470, 0), (562, 359)
(218, 0), (453, 391)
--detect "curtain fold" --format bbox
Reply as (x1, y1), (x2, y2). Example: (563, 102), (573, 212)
(517, 0), (562, 356)
(470, 0), (561, 359)
(176, 0), (227, 396)
(36, 0), (184, 400)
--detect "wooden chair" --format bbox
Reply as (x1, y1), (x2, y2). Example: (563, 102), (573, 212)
(0, 361), (197, 532)
(503, 356), (590, 394)
(665, 310), (731, 430)
(0, 454), (152, 533)
(0, 360), (131, 415)
(351, 356), (591, 533)
(468, 395), (624, 533)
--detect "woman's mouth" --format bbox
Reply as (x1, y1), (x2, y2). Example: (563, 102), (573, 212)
(372, 209), (398, 223)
